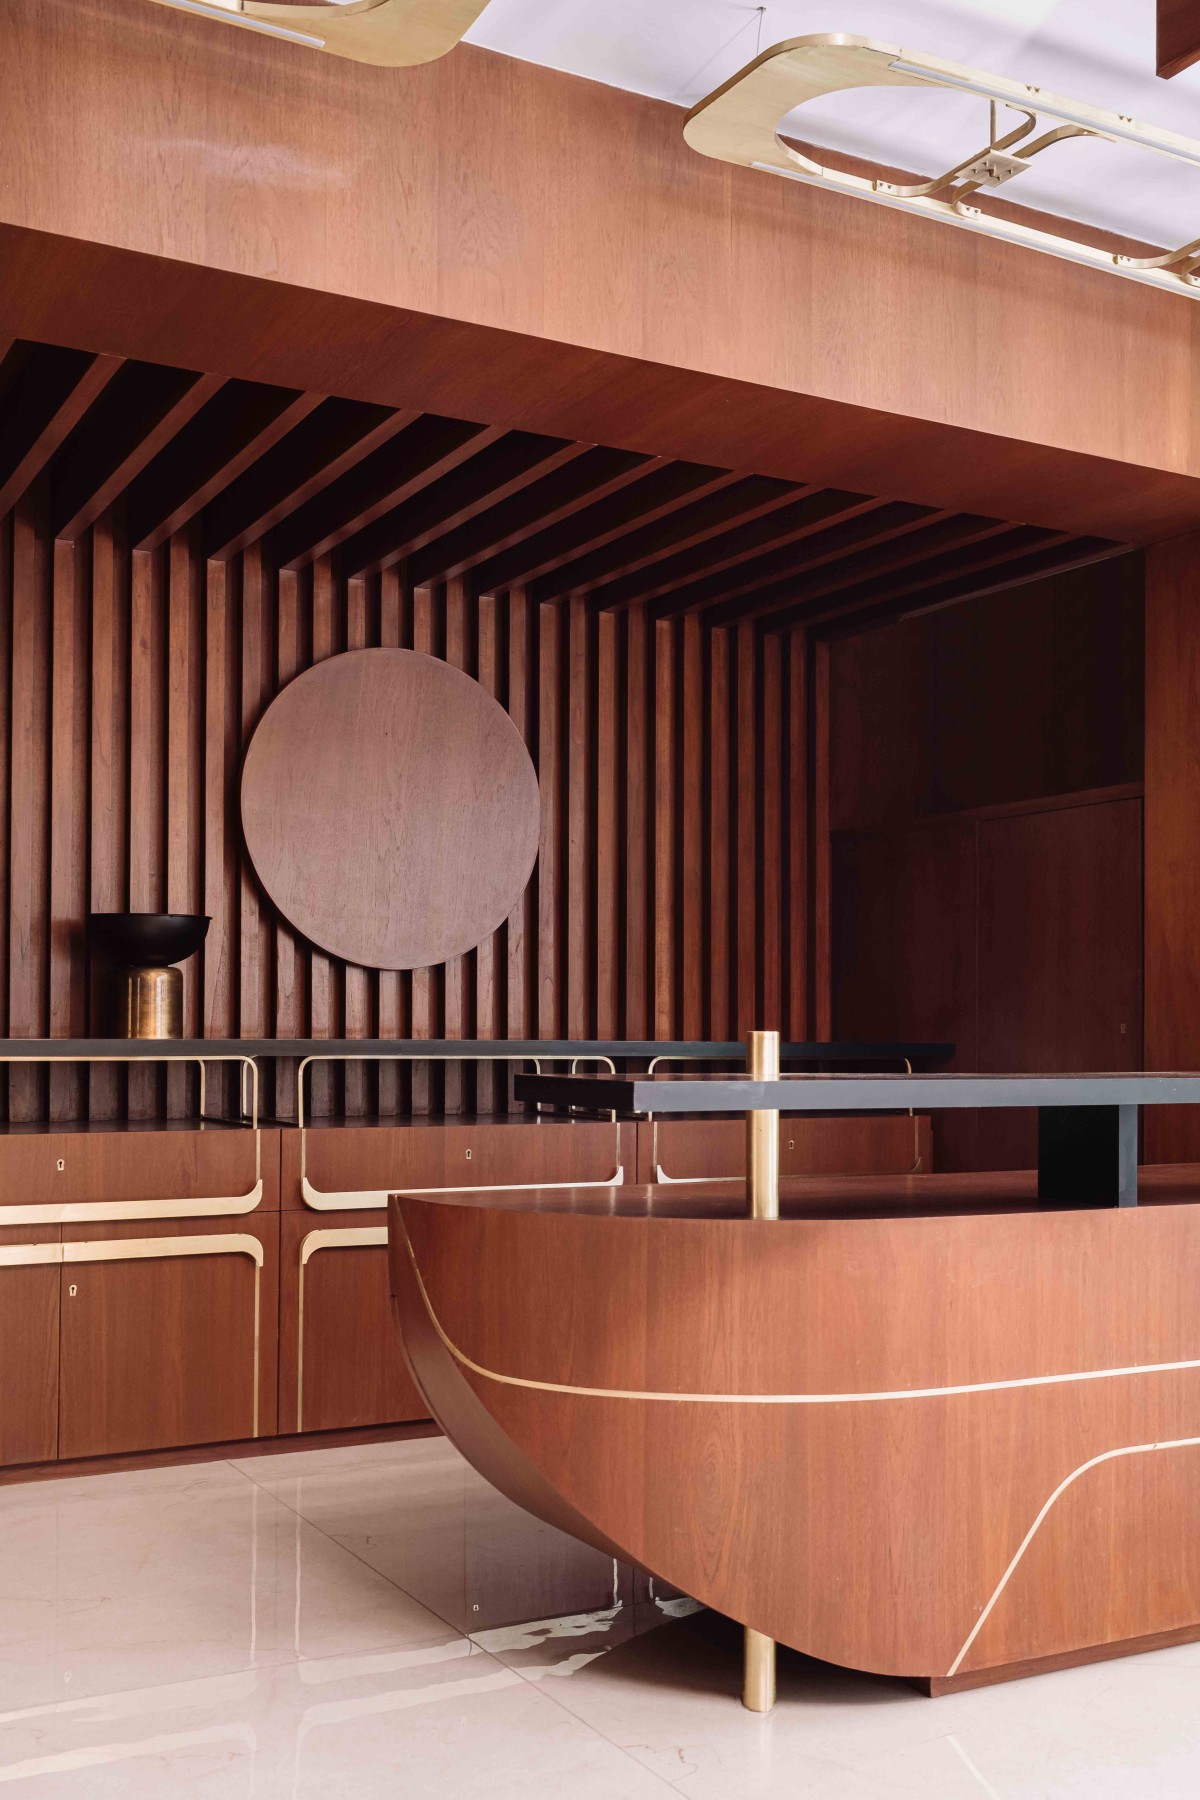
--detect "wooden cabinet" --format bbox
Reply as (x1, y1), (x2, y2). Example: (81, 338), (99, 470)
(0, 1225), (60, 1467)
(279, 1207), (424, 1434)
(0, 1123), (278, 1469)
(58, 1214), (279, 1460)
(279, 1119), (633, 1436)
(637, 1114), (932, 1183)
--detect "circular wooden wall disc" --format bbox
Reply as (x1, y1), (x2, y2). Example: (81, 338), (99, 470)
(240, 648), (540, 971)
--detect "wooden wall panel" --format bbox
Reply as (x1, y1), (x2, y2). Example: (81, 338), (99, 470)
(1145, 531), (1200, 1161)
(0, 515), (803, 1120)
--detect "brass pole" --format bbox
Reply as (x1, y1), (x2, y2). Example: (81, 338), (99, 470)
(743, 1028), (779, 1714)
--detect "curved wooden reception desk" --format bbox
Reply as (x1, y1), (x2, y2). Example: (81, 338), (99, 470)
(389, 1067), (1200, 1697)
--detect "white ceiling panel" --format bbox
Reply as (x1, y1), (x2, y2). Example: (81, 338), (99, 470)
(466, 0), (1200, 245)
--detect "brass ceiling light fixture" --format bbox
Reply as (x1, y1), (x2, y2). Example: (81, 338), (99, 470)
(684, 34), (1200, 300)
(140, 0), (489, 64)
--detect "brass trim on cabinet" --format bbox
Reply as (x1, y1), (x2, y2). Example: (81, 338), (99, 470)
(296, 1053), (623, 1211)
(0, 1233), (265, 1436)
(296, 1225), (388, 1431)
(0, 1054), (263, 1226)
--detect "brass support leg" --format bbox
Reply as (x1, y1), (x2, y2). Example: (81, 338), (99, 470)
(744, 1029), (781, 1712)
(743, 1626), (777, 1713)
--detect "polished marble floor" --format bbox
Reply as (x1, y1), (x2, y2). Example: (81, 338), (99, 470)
(1, 1434), (1199, 1795)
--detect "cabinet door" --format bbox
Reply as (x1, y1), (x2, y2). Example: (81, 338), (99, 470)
(59, 1216), (278, 1460)
(0, 1227), (60, 1467)
(279, 1209), (427, 1434)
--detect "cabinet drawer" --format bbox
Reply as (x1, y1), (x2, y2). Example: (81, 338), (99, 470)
(288, 1119), (629, 1210)
(638, 1114), (931, 1182)
(0, 1126), (271, 1225)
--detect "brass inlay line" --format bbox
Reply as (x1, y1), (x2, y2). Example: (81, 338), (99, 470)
(946, 1435), (1200, 1677)
(399, 1221), (1200, 1407)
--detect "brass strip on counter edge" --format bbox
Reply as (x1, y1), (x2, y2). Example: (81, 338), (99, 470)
(397, 1221), (1200, 1406)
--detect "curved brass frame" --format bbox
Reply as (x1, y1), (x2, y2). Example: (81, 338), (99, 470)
(0, 1053), (262, 1225)
(684, 34), (1200, 299)
(140, 0), (490, 67)
(296, 1052), (622, 1211)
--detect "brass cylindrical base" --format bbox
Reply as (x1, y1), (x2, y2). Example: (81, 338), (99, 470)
(744, 1030), (781, 1712)
(746, 1029), (780, 1221)
(743, 1626), (777, 1713)
(117, 965), (183, 1039)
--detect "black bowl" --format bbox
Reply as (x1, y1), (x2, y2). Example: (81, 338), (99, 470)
(89, 913), (210, 968)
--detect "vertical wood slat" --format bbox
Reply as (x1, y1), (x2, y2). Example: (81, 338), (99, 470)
(49, 537), (89, 1123)
(127, 544), (165, 1120)
(624, 607), (648, 1039)
(10, 487), (50, 1123)
(538, 600), (562, 1040)
(1, 490), (808, 1120)
(567, 597), (590, 1040)
(89, 511), (128, 1122)
(653, 618), (674, 1039)
(342, 575), (371, 1118)
(787, 628), (808, 1040)
(273, 566), (304, 1121)
(735, 620), (757, 1037)
(409, 583), (436, 1115)
(708, 627), (730, 1042)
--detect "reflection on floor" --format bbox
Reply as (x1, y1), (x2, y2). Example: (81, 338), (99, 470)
(1, 1434), (1198, 1796)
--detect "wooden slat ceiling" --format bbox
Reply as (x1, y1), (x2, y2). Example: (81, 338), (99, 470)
(0, 340), (1126, 636)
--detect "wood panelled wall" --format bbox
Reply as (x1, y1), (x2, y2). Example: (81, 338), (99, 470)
(0, 488), (806, 1122)
(827, 556), (1146, 1172)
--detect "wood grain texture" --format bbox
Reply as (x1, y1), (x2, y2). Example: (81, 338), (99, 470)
(391, 1187), (1200, 1681)
(58, 1211), (279, 1458)
(636, 1115), (931, 1183)
(1145, 531), (1200, 1161)
(0, 1224), (59, 1467)
(1158, 0), (1200, 74)
(3, 0), (1200, 546)
(241, 647), (540, 972)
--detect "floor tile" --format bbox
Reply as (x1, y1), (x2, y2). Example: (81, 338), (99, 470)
(0, 1460), (454, 1712)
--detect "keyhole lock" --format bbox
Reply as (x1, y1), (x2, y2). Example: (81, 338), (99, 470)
(68, 1284), (77, 1298)
(788, 1139), (795, 1151)
(465, 1148), (472, 1160)
(56, 1159), (65, 1172)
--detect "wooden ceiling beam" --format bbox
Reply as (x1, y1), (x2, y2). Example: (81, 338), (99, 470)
(53, 366), (226, 542)
(128, 382), (323, 551)
(344, 435), (601, 579)
(470, 462), (741, 598)
(202, 399), (421, 561)
(1158, 0), (1200, 75)
(399, 445), (655, 587)
(519, 472), (799, 605)
(582, 487), (868, 614)
(0, 348), (123, 520)
(755, 529), (1090, 634)
(817, 539), (1127, 639)
(648, 501), (938, 619)
(706, 515), (1013, 628)
(272, 416), (504, 570)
